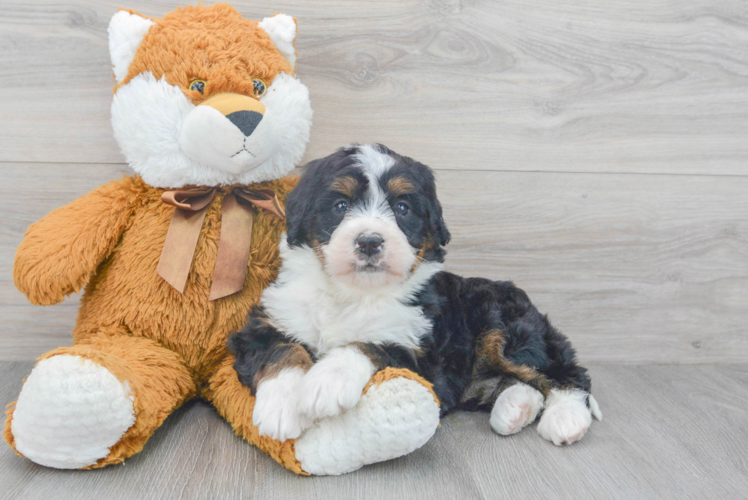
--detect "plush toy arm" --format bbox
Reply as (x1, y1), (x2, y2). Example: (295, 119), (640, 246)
(14, 177), (141, 305)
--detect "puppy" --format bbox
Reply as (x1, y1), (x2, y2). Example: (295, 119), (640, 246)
(229, 144), (602, 445)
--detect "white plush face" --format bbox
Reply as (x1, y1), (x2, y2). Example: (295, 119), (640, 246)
(107, 11), (312, 188)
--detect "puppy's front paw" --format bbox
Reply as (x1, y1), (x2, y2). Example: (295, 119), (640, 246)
(253, 368), (310, 441)
(490, 383), (544, 436)
(537, 389), (594, 446)
(298, 348), (376, 421)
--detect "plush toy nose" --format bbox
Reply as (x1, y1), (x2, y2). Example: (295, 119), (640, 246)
(226, 111), (263, 137)
(199, 93), (265, 137)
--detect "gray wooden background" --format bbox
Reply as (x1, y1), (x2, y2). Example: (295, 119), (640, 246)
(1, 0), (747, 364)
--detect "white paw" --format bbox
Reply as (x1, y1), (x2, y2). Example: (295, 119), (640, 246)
(10, 355), (135, 469)
(490, 383), (544, 435)
(295, 375), (441, 475)
(253, 368), (310, 441)
(298, 347), (376, 421)
(537, 389), (594, 446)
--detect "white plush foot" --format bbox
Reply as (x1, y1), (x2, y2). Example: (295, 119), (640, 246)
(295, 375), (440, 475)
(490, 383), (544, 436)
(253, 368), (311, 441)
(10, 355), (135, 469)
(297, 347), (375, 421)
(537, 389), (599, 446)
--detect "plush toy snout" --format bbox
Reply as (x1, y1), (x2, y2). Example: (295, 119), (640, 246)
(180, 91), (280, 174)
(201, 93), (267, 137)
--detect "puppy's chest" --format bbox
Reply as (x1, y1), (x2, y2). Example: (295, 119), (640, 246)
(265, 279), (432, 355)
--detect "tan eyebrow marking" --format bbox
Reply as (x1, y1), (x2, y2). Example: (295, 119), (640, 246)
(330, 176), (359, 197)
(387, 176), (416, 196)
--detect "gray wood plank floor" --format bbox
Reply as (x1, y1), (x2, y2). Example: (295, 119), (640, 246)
(2, 362), (747, 499)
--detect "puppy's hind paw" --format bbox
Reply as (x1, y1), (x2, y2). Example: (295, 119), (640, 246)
(490, 383), (544, 436)
(253, 368), (310, 442)
(537, 389), (594, 446)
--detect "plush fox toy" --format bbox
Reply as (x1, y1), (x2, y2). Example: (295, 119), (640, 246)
(5, 4), (440, 475)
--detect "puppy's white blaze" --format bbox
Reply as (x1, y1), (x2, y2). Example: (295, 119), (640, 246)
(352, 144), (395, 217)
(297, 347), (377, 420)
(263, 240), (442, 354)
(353, 144), (395, 179)
(253, 367), (310, 441)
(537, 389), (595, 446)
(111, 71), (311, 188)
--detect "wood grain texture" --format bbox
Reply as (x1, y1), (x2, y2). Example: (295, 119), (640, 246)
(2, 162), (746, 362)
(1, 1), (747, 362)
(2, 363), (747, 499)
(1, 0), (747, 174)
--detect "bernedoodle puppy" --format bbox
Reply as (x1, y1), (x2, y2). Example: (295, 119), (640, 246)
(229, 144), (602, 445)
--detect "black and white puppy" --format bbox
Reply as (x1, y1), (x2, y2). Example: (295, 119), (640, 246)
(229, 144), (602, 445)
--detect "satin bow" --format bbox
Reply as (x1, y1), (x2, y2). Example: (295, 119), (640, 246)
(157, 186), (285, 300)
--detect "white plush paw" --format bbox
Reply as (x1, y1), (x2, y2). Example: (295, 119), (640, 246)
(253, 368), (310, 441)
(490, 383), (544, 436)
(297, 348), (375, 421)
(295, 375), (440, 475)
(537, 389), (594, 446)
(10, 355), (135, 469)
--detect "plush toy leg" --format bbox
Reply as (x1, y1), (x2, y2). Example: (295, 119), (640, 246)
(207, 358), (441, 476)
(206, 356), (307, 474)
(4, 332), (195, 469)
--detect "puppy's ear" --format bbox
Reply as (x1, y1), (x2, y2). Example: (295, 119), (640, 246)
(430, 198), (451, 247)
(284, 177), (310, 247)
(419, 163), (451, 247)
(285, 158), (326, 246)
(287, 148), (357, 247)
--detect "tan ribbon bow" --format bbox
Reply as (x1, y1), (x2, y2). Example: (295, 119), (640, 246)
(157, 186), (285, 301)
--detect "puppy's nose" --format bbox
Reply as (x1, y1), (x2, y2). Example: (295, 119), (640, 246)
(356, 235), (384, 257)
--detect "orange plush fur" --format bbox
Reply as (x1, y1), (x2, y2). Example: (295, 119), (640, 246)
(116, 5), (293, 98)
(7, 176), (304, 470)
(5, 4), (436, 473)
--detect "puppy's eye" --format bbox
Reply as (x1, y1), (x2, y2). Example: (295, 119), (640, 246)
(394, 202), (410, 216)
(333, 200), (349, 214)
(252, 79), (267, 97)
(189, 79), (206, 94)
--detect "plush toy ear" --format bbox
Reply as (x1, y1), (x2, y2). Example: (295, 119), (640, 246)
(258, 14), (298, 71)
(108, 10), (154, 83)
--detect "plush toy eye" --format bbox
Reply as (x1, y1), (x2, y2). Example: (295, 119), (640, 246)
(333, 200), (349, 214)
(189, 79), (206, 94)
(394, 202), (410, 216)
(252, 78), (267, 97)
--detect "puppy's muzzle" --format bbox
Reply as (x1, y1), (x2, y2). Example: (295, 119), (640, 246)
(199, 93), (266, 137)
(356, 234), (384, 258)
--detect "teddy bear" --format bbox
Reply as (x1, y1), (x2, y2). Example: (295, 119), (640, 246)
(4, 4), (440, 476)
